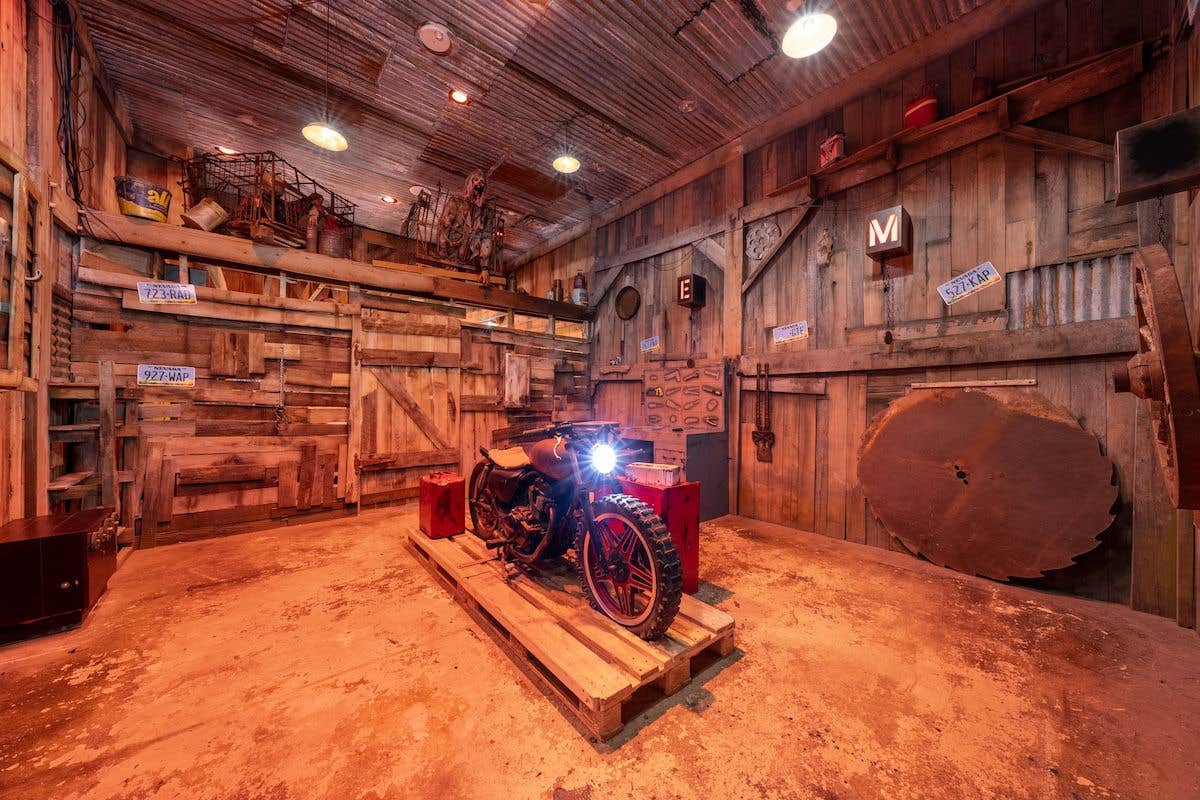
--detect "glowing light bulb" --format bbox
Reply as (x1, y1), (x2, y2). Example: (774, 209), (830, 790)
(553, 154), (581, 174)
(302, 122), (348, 152)
(782, 13), (837, 59)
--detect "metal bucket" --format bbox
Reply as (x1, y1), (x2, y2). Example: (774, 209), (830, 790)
(318, 229), (346, 258)
(181, 197), (229, 231)
(114, 176), (171, 222)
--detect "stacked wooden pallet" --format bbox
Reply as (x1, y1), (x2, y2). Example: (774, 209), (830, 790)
(407, 528), (735, 740)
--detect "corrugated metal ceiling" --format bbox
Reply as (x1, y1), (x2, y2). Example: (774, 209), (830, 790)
(77, 0), (994, 251)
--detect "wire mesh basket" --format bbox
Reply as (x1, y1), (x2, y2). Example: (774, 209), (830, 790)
(402, 174), (504, 272)
(180, 151), (355, 250)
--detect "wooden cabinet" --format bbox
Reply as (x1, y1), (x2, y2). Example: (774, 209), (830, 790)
(622, 429), (728, 521)
(0, 509), (118, 642)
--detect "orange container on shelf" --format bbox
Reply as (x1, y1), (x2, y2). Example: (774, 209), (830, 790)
(419, 472), (465, 539)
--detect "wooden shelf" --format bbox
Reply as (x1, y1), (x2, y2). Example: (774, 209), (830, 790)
(766, 41), (1141, 203)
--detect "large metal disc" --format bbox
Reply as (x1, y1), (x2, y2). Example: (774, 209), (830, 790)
(858, 388), (1118, 580)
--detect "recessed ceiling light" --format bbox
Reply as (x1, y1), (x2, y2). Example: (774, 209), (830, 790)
(553, 154), (581, 174)
(302, 122), (348, 152)
(449, 88), (471, 105)
(380, 195), (398, 204)
(215, 145), (239, 155)
(678, 99), (697, 113)
(782, 12), (837, 58)
(418, 22), (453, 55)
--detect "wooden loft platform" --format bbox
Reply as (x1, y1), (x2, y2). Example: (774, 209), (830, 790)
(77, 209), (592, 323)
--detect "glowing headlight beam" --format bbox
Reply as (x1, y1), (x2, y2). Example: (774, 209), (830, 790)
(591, 443), (618, 475)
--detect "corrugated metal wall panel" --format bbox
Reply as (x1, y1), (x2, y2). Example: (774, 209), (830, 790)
(1006, 253), (1134, 329)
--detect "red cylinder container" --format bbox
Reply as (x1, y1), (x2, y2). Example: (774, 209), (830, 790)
(904, 83), (940, 129)
(419, 472), (465, 539)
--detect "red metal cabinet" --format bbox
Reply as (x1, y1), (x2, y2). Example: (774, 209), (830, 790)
(419, 472), (465, 539)
(617, 479), (700, 594)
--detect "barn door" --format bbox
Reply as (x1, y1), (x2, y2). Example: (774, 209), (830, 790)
(349, 307), (462, 506)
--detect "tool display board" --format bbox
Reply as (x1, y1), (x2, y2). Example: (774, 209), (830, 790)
(642, 360), (725, 433)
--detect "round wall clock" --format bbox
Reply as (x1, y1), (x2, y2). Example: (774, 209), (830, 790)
(615, 285), (641, 320)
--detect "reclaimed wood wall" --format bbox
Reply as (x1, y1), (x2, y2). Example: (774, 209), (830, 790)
(0, 0), (128, 523)
(56, 254), (589, 542)
(523, 0), (1199, 626)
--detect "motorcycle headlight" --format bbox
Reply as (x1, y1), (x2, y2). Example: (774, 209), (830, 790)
(590, 443), (617, 475)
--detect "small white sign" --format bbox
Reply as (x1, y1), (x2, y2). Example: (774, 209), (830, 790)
(137, 281), (197, 304)
(772, 320), (810, 344)
(137, 364), (196, 387)
(937, 261), (1002, 306)
(639, 335), (661, 353)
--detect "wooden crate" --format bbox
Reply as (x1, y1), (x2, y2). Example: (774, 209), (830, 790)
(406, 527), (735, 740)
(625, 462), (683, 487)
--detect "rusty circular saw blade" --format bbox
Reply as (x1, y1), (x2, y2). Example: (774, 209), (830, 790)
(857, 388), (1118, 580)
(1118, 245), (1200, 508)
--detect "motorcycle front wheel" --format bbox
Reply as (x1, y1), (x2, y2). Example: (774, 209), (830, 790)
(576, 494), (682, 640)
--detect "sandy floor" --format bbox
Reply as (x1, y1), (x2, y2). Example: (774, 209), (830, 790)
(1, 506), (1198, 800)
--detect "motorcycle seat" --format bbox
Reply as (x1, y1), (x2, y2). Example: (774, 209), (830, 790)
(486, 446), (531, 470)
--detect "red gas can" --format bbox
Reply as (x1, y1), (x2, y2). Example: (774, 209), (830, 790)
(419, 472), (465, 539)
(617, 478), (700, 594)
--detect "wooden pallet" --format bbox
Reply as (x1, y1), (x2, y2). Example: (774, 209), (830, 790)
(406, 527), (735, 740)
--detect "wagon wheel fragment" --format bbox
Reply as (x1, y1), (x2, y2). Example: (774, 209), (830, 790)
(857, 388), (1118, 581)
(1111, 245), (1200, 509)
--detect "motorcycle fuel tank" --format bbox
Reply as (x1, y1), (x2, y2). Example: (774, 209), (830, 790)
(529, 438), (574, 481)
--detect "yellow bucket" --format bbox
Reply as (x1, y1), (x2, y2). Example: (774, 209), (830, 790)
(114, 176), (171, 222)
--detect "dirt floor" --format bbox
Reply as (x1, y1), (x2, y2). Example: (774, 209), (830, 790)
(2, 507), (1198, 800)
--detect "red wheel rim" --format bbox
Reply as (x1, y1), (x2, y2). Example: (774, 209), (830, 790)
(582, 513), (658, 626)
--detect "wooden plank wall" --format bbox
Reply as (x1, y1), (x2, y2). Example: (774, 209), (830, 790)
(58, 259), (591, 541)
(518, 0), (1200, 624)
(0, 0), (127, 522)
(736, 2), (1185, 616)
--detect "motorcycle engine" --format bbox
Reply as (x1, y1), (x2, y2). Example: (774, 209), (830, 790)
(503, 480), (556, 558)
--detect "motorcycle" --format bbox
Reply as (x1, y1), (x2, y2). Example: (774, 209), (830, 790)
(468, 421), (682, 640)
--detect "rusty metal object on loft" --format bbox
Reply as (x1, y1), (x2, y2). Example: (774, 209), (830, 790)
(1111, 245), (1200, 508)
(752, 363), (774, 462)
(857, 388), (1118, 581)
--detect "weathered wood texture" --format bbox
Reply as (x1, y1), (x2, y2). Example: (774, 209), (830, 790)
(522, 0), (1192, 624)
(0, 0), (127, 523)
(61, 256), (591, 539)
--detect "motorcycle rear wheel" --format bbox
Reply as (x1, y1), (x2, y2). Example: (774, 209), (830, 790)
(468, 459), (501, 541)
(576, 494), (682, 640)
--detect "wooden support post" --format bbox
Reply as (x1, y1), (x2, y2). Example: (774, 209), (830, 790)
(98, 361), (116, 508)
(346, 303), (363, 505)
(177, 253), (189, 284)
(7, 174), (29, 372)
(723, 211), (745, 516)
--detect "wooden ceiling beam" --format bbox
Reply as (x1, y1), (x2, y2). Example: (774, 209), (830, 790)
(80, 209), (591, 321)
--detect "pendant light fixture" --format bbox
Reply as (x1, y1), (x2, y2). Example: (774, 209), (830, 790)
(782, 3), (837, 59)
(303, 2), (348, 152)
(552, 121), (581, 175)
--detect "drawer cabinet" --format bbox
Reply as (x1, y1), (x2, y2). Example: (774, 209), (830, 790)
(0, 509), (118, 642)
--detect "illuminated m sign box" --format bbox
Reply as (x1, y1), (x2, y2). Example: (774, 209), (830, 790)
(865, 205), (913, 260)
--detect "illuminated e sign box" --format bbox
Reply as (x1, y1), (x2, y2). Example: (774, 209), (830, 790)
(865, 205), (913, 260)
(676, 274), (707, 309)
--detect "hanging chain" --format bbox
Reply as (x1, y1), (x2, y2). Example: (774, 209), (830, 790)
(882, 258), (900, 333)
(752, 363), (775, 462)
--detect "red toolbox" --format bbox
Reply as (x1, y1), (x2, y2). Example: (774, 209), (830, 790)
(419, 472), (465, 539)
(617, 478), (700, 594)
